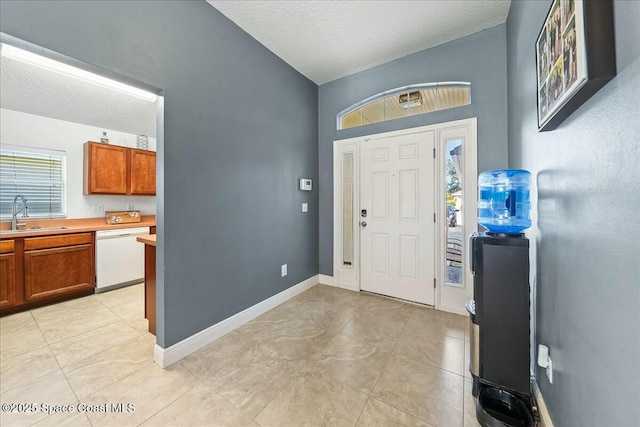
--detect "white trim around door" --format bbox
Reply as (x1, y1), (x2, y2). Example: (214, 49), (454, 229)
(333, 140), (361, 291)
(436, 119), (478, 314)
(333, 118), (478, 312)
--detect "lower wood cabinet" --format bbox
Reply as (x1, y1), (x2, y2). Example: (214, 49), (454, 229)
(0, 240), (16, 309)
(0, 233), (95, 315)
(24, 244), (94, 302)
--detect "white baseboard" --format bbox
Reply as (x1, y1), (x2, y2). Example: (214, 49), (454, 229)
(438, 304), (468, 316)
(318, 274), (359, 292)
(532, 379), (555, 427)
(154, 274), (320, 368)
(318, 274), (336, 286)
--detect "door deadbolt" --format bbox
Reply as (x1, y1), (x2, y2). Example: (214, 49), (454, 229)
(361, 209), (367, 218)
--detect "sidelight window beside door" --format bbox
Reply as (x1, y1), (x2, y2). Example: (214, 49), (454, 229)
(445, 139), (463, 287)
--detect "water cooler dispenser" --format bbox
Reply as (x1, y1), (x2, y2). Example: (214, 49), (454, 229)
(467, 170), (534, 427)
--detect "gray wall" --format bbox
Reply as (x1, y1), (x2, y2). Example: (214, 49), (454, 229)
(318, 25), (508, 275)
(0, 0), (319, 347)
(507, 1), (640, 426)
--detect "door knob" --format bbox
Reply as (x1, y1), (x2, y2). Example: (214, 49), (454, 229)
(360, 221), (367, 227)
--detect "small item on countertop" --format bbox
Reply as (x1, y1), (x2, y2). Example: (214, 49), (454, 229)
(136, 134), (149, 150)
(100, 131), (110, 144)
(105, 210), (141, 224)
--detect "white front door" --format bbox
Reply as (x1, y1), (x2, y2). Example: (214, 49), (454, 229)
(359, 131), (436, 305)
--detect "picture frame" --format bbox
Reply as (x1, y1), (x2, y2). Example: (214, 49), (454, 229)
(535, 0), (616, 132)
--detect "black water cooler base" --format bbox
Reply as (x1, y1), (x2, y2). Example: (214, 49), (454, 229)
(474, 382), (534, 427)
(470, 232), (534, 427)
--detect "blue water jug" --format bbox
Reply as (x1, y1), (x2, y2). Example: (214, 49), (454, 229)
(478, 170), (531, 234)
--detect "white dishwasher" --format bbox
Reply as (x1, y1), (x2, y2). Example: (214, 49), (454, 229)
(95, 226), (150, 292)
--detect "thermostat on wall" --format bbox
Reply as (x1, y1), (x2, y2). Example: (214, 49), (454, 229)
(299, 179), (312, 191)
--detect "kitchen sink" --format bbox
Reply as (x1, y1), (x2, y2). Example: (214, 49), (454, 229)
(29, 226), (69, 231)
(12, 226), (70, 232)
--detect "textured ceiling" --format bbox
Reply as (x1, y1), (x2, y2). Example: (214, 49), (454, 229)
(207, 0), (511, 84)
(0, 56), (157, 137)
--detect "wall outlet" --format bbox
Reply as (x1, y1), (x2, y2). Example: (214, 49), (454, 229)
(281, 264), (287, 277)
(127, 204), (135, 210)
(91, 204), (104, 214)
(546, 357), (553, 384)
(302, 203), (308, 212)
(537, 343), (553, 384)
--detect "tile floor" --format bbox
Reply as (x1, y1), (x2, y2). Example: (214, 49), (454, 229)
(0, 283), (480, 427)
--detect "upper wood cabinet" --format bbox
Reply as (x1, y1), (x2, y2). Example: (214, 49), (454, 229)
(84, 142), (129, 194)
(130, 148), (156, 195)
(84, 141), (156, 196)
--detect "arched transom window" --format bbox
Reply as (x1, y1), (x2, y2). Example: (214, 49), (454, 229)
(337, 82), (471, 130)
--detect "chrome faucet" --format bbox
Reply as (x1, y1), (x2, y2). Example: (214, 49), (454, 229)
(11, 195), (28, 231)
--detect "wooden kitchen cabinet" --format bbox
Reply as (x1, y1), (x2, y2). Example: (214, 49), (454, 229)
(144, 242), (156, 335)
(84, 141), (156, 196)
(129, 148), (156, 195)
(84, 142), (129, 194)
(0, 240), (16, 309)
(0, 233), (95, 315)
(136, 235), (156, 335)
(23, 233), (94, 302)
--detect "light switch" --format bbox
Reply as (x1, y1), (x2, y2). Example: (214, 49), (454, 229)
(302, 203), (308, 212)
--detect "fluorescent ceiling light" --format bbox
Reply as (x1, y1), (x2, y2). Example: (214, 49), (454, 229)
(1, 43), (157, 102)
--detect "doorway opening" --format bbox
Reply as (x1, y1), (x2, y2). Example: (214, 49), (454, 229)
(0, 33), (165, 339)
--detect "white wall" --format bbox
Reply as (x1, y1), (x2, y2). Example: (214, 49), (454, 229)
(0, 108), (156, 219)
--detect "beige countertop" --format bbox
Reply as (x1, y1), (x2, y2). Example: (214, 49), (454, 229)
(0, 216), (156, 239)
(136, 234), (156, 246)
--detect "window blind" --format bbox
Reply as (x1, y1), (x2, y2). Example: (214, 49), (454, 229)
(0, 149), (66, 218)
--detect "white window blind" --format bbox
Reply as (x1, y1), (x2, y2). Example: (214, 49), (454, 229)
(0, 148), (66, 218)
